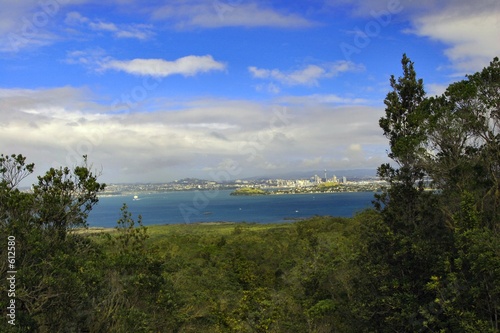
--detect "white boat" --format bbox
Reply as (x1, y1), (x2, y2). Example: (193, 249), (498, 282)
(133, 195), (139, 200)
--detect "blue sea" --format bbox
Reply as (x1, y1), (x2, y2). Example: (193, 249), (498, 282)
(88, 190), (376, 227)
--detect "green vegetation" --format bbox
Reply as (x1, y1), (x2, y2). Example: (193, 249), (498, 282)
(97, 215), (369, 332)
(230, 187), (268, 195)
(365, 55), (500, 332)
(1, 55), (498, 332)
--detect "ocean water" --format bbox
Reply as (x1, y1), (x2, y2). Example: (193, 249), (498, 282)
(87, 190), (376, 227)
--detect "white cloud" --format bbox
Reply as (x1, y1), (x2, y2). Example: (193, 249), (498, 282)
(102, 55), (226, 77)
(249, 61), (364, 87)
(150, 1), (315, 29)
(0, 87), (388, 183)
(64, 48), (111, 72)
(249, 67), (271, 79)
(426, 83), (448, 97)
(0, 1), (46, 35)
(0, 86), (99, 112)
(410, 8), (500, 73)
(255, 83), (281, 94)
(1, 31), (57, 53)
(65, 51), (226, 77)
(89, 21), (118, 32)
(278, 94), (370, 105)
(328, 0), (499, 74)
(348, 143), (362, 152)
(0, 3), (156, 52)
(114, 28), (152, 40)
(0, 1), (84, 52)
(285, 65), (325, 86)
(64, 11), (89, 25)
(0, 0), (315, 52)
(65, 11), (155, 40)
(0, 2), (60, 53)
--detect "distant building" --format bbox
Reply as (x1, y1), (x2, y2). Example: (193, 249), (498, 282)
(312, 174), (322, 184)
(342, 176), (347, 183)
(296, 179), (310, 187)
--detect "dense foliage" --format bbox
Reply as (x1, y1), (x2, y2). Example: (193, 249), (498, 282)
(364, 55), (499, 332)
(1, 55), (498, 332)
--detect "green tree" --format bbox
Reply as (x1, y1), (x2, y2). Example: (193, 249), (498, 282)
(376, 54), (429, 214)
(357, 55), (454, 331)
(424, 57), (500, 229)
(0, 154), (106, 332)
(94, 204), (181, 333)
(32, 156), (105, 241)
(356, 55), (500, 332)
(421, 57), (500, 332)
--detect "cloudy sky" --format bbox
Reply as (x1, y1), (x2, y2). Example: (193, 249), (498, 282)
(1, 0), (498, 183)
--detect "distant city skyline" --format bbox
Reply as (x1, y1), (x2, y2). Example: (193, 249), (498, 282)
(98, 173), (384, 197)
(1, 0), (498, 183)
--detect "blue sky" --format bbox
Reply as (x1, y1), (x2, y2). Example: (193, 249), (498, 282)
(0, 0), (498, 183)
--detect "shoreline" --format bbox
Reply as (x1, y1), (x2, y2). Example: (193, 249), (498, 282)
(75, 219), (309, 233)
(99, 188), (380, 198)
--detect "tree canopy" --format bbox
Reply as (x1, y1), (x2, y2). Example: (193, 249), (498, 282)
(360, 55), (500, 332)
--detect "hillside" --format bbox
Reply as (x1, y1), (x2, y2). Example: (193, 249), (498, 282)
(230, 187), (268, 195)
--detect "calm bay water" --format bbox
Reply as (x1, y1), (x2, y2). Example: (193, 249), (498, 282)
(88, 190), (376, 227)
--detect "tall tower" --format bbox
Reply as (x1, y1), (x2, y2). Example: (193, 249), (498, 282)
(324, 169), (327, 182)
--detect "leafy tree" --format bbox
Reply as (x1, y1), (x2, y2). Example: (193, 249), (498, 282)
(358, 55), (453, 331)
(32, 156), (106, 241)
(94, 204), (181, 333)
(0, 154), (106, 332)
(376, 54), (429, 216)
(357, 55), (500, 332)
(424, 57), (500, 229)
(421, 57), (500, 332)
(379, 54), (427, 175)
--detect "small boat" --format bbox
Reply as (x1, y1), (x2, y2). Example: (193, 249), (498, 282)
(133, 195), (139, 200)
